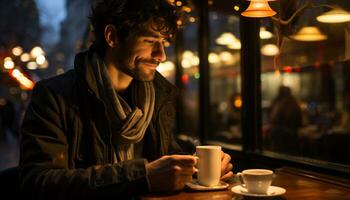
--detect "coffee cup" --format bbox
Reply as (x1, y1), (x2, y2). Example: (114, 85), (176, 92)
(195, 145), (222, 186)
(236, 169), (273, 194)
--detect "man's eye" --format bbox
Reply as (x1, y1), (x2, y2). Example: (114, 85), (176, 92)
(145, 40), (155, 44)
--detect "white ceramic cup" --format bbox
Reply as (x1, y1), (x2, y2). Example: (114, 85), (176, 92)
(196, 145), (222, 186)
(236, 169), (274, 194)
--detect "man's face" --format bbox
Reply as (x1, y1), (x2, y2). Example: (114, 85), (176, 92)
(114, 26), (170, 82)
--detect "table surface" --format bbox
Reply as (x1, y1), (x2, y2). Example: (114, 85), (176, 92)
(140, 167), (350, 200)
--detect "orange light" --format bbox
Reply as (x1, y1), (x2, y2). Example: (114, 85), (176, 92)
(181, 74), (189, 84)
(9, 69), (35, 90)
(233, 96), (242, 108)
(242, 0), (276, 18)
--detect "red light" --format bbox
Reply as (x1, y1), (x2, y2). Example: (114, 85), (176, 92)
(295, 66), (301, 73)
(283, 66), (293, 73)
(181, 74), (189, 84)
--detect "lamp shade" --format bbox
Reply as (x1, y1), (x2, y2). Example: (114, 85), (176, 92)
(242, 1), (276, 18)
(316, 8), (350, 23)
(291, 26), (327, 42)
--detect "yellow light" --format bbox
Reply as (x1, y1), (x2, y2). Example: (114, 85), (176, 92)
(291, 26), (327, 42)
(20, 53), (30, 62)
(242, 0), (276, 18)
(208, 52), (220, 64)
(175, 1), (182, 6)
(183, 6), (191, 13)
(234, 5), (240, 11)
(30, 46), (44, 58)
(36, 55), (46, 65)
(189, 17), (196, 23)
(4, 57), (15, 69)
(12, 46), (23, 56)
(261, 44), (279, 56)
(27, 61), (38, 70)
(177, 20), (183, 26)
(317, 8), (350, 23)
(9, 69), (35, 90)
(260, 27), (273, 39)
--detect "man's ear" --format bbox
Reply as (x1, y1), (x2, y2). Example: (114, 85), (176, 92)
(104, 24), (118, 48)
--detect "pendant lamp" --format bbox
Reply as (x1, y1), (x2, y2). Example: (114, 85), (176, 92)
(290, 26), (327, 42)
(316, 8), (350, 23)
(242, 0), (277, 18)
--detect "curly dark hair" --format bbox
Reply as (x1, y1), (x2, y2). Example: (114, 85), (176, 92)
(89, 0), (183, 55)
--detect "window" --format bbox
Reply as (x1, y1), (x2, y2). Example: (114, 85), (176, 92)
(261, 0), (350, 166)
(208, 0), (242, 145)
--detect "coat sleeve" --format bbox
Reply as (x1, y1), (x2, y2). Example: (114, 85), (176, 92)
(19, 81), (150, 200)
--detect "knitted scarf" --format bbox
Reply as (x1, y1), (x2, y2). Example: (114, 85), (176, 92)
(89, 53), (155, 162)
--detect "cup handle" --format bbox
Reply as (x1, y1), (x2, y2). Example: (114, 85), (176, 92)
(236, 172), (246, 187)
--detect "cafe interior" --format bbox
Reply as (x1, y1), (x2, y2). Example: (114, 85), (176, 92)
(1, 0), (350, 199)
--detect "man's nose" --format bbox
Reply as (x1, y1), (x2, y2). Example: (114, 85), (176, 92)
(152, 42), (166, 62)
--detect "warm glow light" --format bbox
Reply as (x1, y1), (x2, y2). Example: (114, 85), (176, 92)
(181, 50), (199, 69)
(234, 97), (242, 108)
(10, 69), (34, 90)
(36, 55), (46, 65)
(20, 53), (30, 62)
(175, 1), (182, 6)
(208, 52), (220, 64)
(291, 26), (327, 42)
(216, 32), (241, 49)
(317, 8), (350, 23)
(242, 1), (276, 18)
(189, 17), (196, 23)
(27, 61), (38, 70)
(30, 46), (44, 58)
(219, 51), (233, 63)
(234, 5), (240, 11)
(261, 44), (279, 56)
(158, 61), (175, 72)
(157, 61), (175, 77)
(182, 6), (191, 13)
(260, 27), (273, 39)
(12, 46), (23, 56)
(4, 57), (15, 69)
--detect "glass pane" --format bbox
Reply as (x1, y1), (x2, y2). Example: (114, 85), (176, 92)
(177, 1), (199, 138)
(208, 0), (242, 145)
(261, 0), (350, 165)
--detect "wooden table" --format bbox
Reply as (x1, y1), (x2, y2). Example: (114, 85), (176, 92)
(140, 167), (350, 200)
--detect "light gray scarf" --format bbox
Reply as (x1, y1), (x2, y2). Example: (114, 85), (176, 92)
(91, 53), (155, 162)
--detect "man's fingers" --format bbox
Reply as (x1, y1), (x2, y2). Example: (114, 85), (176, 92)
(171, 155), (197, 166)
(225, 163), (233, 173)
(221, 153), (231, 174)
(221, 171), (234, 181)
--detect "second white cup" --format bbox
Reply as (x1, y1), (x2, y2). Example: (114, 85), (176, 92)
(237, 169), (274, 194)
(196, 145), (222, 186)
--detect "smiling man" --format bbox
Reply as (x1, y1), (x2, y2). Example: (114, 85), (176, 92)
(19, 0), (233, 199)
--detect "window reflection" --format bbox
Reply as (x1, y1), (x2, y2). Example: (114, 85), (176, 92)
(261, 0), (350, 165)
(208, 0), (242, 144)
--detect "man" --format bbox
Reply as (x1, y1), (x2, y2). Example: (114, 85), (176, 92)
(19, 0), (233, 199)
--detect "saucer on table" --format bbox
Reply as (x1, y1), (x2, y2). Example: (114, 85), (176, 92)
(185, 179), (229, 191)
(231, 185), (286, 197)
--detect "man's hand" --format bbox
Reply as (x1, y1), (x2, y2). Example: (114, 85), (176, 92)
(146, 155), (197, 192)
(221, 151), (234, 181)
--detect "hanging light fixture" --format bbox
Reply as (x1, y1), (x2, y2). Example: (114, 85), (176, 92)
(290, 26), (327, 42)
(316, 7), (350, 23)
(242, 0), (277, 18)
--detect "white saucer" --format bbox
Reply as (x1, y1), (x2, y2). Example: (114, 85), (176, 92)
(231, 185), (286, 197)
(185, 179), (229, 191)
